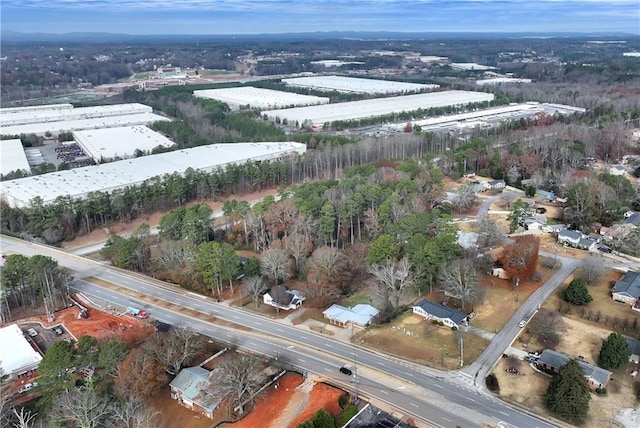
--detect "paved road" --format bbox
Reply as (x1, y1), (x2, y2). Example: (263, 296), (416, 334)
(2, 235), (556, 428)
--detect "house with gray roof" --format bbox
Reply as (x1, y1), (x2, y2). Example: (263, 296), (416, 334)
(625, 337), (640, 364)
(170, 366), (220, 419)
(625, 213), (640, 227)
(557, 230), (596, 251)
(612, 271), (640, 310)
(412, 299), (469, 329)
(323, 304), (379, 328)
(538, 349), (612, 390)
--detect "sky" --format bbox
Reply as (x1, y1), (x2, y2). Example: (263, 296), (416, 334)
(2, 0), (639, 35)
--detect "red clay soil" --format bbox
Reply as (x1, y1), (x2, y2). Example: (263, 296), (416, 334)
(47, 305), (155, 345)
(287, 382), (344, 428)
(229, 373), (344, 428)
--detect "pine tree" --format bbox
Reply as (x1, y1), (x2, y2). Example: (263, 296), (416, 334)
(598, 332), (631, 370)
(561, 278), (593, 305)
(544, 359), (591, 424)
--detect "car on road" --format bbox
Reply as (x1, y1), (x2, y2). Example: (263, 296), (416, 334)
(518, 320), (527, 328)
(27, 328), (38, 337)
(339, 365), (353, 376)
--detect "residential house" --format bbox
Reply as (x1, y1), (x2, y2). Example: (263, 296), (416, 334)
(609, 165), (627, 176)
(538, 349), (612, 390)
(484, 179), (506, 191)
(542, 224), (567, 234)
(412, 299), (469, 329)
(625, 337), (640, 364)
(536, 189), (556, 202)
(263, 285), (305, 311)
(323, 304), (379, 328)
(489, 267), (510, 280)
(611, 271), (640, 310)
(625, 213), (640, 227)
(557, 230), (597, 251)
(170, 367), (220, 419)
(523, 218), (543, 232)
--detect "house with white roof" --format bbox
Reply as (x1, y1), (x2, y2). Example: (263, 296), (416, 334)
(323, 304), (379, 328)
(0, 324), (43, 380)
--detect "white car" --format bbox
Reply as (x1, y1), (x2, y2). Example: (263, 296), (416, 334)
(27, 328), (38, 337)
(518, 320), (527, 328)
(18, 382), (38, 393)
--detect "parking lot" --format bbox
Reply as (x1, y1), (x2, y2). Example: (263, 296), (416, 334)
(20, 323), (70, 354)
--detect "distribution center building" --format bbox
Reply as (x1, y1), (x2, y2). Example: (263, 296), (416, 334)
(262, 90), (495, 129)
(0, 103), (170, 137)
(1, 142), (307, 208)
(1, 139), (31, 177)
(193, 87), (329, 109)
(281, 75), (439, 94)
(73, 126), (176, 163)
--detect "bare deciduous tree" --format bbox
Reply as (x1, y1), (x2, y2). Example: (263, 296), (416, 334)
(214, 355), (264, 415)
(261, 249), (293, 288)
(451, 184), (477, 213)
(155, 240), (193, 270)
(112, 399), (164, 428)
(243, 276), (266, 308)
(53, 387), (112, 428)
(501, 192), (517, 209)
(478, 217), (504, 248)
(284, 232), (313, 275)
(146, 327), (204, 375)
(368, 257), (414, 311)
(363, 208), (383, 239)
(529, 309), (566, 346)
(438, 259), (480, 310)
(579, 254), (605, 284)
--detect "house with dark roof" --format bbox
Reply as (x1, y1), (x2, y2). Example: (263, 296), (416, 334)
(538, 349), (612, 390)
(483, 179), (506, 191)
(612, 271), (640, 310)
(412, 299), (469, 329)
(323, 304), (379, 328)
(625, 337), (640, 364)
(170, 366), (220, 419)
(625, 213), (640, 227)
(557, 230), (596, 251)
(263, 285), (305, 311)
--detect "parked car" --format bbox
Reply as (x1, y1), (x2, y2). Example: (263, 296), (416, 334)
(18, 382), (38, 394)
(518, 320), (527, 328)
(525, 356), (538, 363)
(27, 328), (38, 337)
(53, 326), (63, 335)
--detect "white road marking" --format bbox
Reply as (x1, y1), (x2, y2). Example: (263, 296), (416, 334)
(410, 403), (418, 408)
(298, 358), (306, 363)
(432, 383), (443, 388)
(379, 390), (389, 395)
(500, 411), (509, 417)
(443, 417), (452, 422)
(405, 373), (414, 377)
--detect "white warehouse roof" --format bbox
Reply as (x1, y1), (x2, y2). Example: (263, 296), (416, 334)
(450, 63), (498, 71)
(73, 126), (175, 163)
(0, 103), (73, 115)
(282, 75), (439, 94)
(193, 87), (329, 109)
(1, 139), (31, 176)
(1, 112), (170, 137)
(0, 324), (42, 379)
(0, 103), (153, 127)
(1, 142), (307, 208)
(263, 90), (495, 128)
(476, 78), (532, 85)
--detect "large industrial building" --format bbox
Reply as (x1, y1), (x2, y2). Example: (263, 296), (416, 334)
(262, 90), (495, 129)
(1, 142), (307, 208)
(281, 75), (439, 94)
(0, 324), (42, 380)
(1, 139), (31, 177)
(193, 87), (329, 109)
(0, 103), (170, 137)
(73, 126), (175, 163)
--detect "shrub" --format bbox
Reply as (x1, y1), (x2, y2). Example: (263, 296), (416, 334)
(337, 404), (358, 426)
(451, 326), (458, 331)
(486, 374), (500, 393)
(338, 393), (350, 409)
(595, 387), (607, 395)
(561, 278), (593, 305)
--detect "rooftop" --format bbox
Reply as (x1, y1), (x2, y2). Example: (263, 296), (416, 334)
(539, 349), (612, 386)
(263, 90), (495, 128)
(194, 86), (329, 109)
(1, 138), (31, 176)
(413, 299), (467, 324)
(0, 141), (307, 208)
(282, 75), (439, 94)
(613, 271), (640, 300)
(323, 304), (379, 327)
(73, 125), (175, 163)
(0, 324), (43, 376)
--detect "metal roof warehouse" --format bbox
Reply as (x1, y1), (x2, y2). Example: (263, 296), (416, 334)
(262, 90), (495, 128)
(1, 139), (31, 176)
(73, 126), (175, 163)
(0, 103), (153, 127)
(1, 142), (307, 208)
(193, 87), (329, 109)
(282, 75), (439, 94)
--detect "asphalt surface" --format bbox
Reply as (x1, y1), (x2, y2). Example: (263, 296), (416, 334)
(2, 235), (561, 428)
